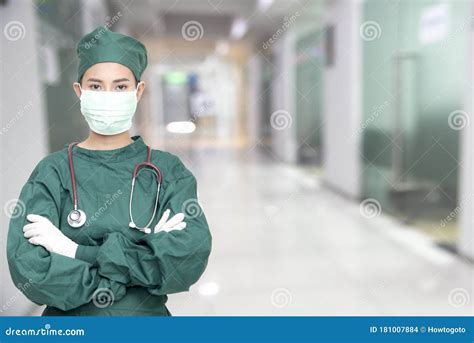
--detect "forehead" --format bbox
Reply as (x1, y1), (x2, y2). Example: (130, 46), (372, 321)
(83, 62), (134, 80)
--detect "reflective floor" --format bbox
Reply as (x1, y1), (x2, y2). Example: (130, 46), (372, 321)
(165, 145), (473, 316)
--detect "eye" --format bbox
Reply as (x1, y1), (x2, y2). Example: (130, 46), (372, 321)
(115, 84), (129, 91)
(89, 84), (101, 91)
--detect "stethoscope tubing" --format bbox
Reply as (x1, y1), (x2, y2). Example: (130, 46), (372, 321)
(68, 142), (80, 211)
(67, 141), (162, 231)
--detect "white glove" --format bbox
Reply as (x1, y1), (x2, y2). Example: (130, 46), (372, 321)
(154, 209), (187, 233)
(23, 214), (78, 259)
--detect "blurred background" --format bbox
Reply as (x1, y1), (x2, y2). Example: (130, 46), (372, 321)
(1, 0), (473, 316)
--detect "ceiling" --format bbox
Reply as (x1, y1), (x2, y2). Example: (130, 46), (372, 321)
(106, 0), (325, 41)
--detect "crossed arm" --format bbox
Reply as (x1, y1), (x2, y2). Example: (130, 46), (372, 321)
(7, 170), (212, 311)
(24, 209), (187, 259)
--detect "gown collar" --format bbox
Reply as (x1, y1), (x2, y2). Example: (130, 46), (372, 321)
(65, 135), (148, 162)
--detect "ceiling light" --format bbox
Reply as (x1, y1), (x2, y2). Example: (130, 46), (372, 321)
(258, 0), (274, 11)
(166, 121), (196, 134)
(230, 17), (247, 40)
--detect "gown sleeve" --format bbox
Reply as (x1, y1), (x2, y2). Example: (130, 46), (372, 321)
(6, 159), (127, 311)
(76, 169), (212, 296)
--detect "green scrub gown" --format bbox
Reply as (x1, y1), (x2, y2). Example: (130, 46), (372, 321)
(6, 135), (212, 316)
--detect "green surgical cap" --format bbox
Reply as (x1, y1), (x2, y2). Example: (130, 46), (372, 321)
(76, 26), (147, 82)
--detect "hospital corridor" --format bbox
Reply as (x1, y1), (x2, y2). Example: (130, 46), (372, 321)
(1, 0), (474, 317)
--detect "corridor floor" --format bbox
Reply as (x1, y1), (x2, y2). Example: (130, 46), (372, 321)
(166, 145), (473, 316)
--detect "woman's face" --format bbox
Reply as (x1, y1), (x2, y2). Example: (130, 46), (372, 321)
(73, 62), (145, 101)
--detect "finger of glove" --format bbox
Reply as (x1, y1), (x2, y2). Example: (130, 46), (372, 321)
(155, 219), (185, 234)
(28, 236), (48, 249)
(161, 213), (185, 231)
(24, 224), (54, 239)
(23, 227), (47, 239)
(26, 214), (51, 224)
(22, 221), (51, 233)
(154, 209), (170, 231)
(23, 222), (42, 232)
(164, 222), (187, 232)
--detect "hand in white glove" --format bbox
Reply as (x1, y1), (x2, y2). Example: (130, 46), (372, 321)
(154, 209), (187, 233)
(23, 214), (78, 259)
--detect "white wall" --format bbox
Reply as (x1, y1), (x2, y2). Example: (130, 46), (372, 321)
(1, 0), (48, 315)
(247, 54), (262, 146)
(322, 0), (362, 199)
(458, 1), (474, 260)
(270, 35), (297, 163)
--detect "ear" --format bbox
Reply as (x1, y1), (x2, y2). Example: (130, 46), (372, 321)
(73, 82), (82, 98)
(136, 81), (146, 102)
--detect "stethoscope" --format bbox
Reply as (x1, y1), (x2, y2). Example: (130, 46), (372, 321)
(67, 142), (162, 234)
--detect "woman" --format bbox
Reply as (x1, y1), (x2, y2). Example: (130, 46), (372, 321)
(6, 26), (212, 316)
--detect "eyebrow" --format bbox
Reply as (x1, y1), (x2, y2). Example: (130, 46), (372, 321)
(86, 78), (103, 83)
(113, 78), (131, 83)
(85, 78), (131, 83)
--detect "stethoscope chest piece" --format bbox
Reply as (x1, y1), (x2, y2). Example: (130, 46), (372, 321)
(67, 209), (86, 228)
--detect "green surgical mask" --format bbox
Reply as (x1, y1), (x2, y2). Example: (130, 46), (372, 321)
(79, 86), (138, 135)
